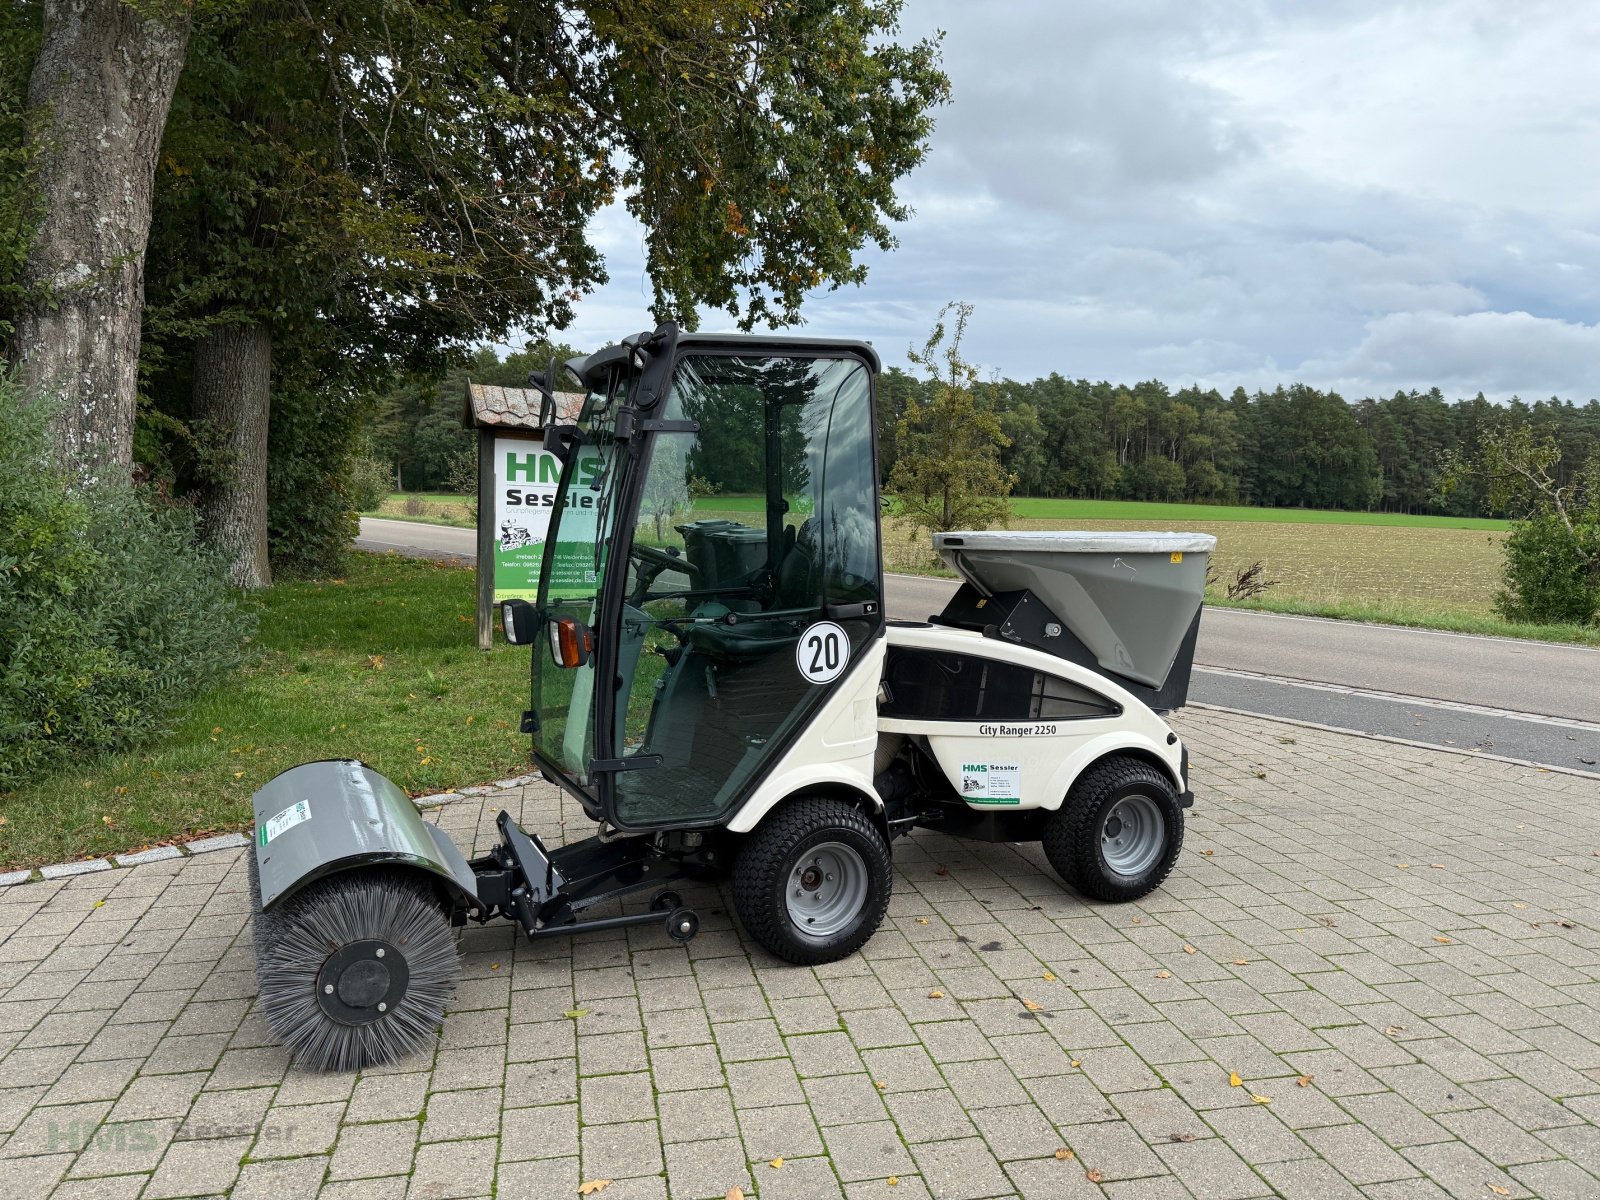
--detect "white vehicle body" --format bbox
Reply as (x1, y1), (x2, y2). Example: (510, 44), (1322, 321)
(727, 621), (1185, 834)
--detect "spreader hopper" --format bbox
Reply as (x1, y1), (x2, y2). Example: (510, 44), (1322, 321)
(932, 530), (1217, 708)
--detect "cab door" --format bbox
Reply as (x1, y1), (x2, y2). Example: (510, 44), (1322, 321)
(603, 352), (882, 831)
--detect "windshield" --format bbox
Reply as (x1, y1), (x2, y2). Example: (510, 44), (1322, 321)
(530, 379), (626, 788)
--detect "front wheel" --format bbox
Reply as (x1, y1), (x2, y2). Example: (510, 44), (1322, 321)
(1043, 757), (1183, 903)
(733, 797), (892, 965)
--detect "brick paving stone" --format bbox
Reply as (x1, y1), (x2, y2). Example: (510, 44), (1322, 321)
(142, 1133), (252, 1198)
(3, 711), (1600, 1200)
(408, 1136), (498, 1199)
(751, 1154), (844, 1200)
(329, 1120), (420, 1180)
(907, 1135), (1011, 1199)
(662, 1135), (749, 1199)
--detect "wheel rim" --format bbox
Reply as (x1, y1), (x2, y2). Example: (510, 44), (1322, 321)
(785, 841), (869, 938)
(1099, 793), (1166, 876)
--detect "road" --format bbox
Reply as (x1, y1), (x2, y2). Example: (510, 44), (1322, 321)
(358, 517), (1600, 771)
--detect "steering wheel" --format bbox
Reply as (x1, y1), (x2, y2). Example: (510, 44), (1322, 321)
(631, 543), (698, 577)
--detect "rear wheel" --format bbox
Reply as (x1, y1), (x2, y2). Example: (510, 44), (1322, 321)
(733, 797), (892, 964)
(1043, 757), (1183, 903)
(250, 864), (461, 1072)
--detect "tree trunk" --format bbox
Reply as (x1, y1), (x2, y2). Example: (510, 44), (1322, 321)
(11, 0), (189, 478)
(193, 323), (272, 589)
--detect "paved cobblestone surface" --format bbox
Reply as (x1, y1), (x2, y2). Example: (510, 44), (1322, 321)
(2, 708), (1599, 1198)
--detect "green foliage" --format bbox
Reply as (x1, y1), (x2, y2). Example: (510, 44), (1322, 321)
(0, 384), (250, 788)
(0, 2), (42, 349)
(1496, 514), (1600, 625)
(349, 457), (393, 512)
(1442, 423), (1600, 625)
(265, 379), (362, 578)
(888, 302), (1013, 535)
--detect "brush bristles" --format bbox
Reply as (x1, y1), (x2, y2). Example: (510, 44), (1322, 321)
(250, 863), (461, 1072)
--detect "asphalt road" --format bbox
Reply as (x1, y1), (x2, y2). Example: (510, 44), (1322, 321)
(357, 517), (1600, 771)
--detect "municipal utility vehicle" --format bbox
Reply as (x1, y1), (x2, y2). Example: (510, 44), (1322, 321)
(247, 324), (1214, 1069)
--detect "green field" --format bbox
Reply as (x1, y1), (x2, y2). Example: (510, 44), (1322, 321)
(366, 492), (474, 527)
(0, 554), (530, 871)
(694, 493), (1510, 531)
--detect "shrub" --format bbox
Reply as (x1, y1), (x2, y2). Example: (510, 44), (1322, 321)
(349, 456), (392, 512)
(0, 387), (251, 789)
(266, 380), (360, 578)
(1495, 514), (1600, 625)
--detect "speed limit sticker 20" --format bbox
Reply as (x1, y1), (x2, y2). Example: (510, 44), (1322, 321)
(796, 621), (850, 684)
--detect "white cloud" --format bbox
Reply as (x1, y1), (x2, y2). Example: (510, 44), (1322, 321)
(499, 0), (1600, 404)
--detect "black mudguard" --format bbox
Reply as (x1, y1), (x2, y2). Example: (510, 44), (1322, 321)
(250, 759), (479, 911)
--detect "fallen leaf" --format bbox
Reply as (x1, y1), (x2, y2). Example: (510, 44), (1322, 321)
(366, 654), (385, 671)
(1229, 1071), (1243, 1087)
(1054, 1148), (1075, 1161)
(1070, 1060), (1081, 1068)
(928, 990), (945, 999)
(563, 1009), (589, 1019)
(1155, 970), (1173, 980)
(1251, 1094), (1272, 1105)
(1296, 1074), (1314, 1087)
(0, 815), (7, 825)
(1042, 971), (1057, 981)
(1200, 848), (1215, 856)
(1232, 958), (1249, 966)
(1023, 999), (1043, 1012)
(1131, 916), (1142, 924)
(874, 1080), (887, 1090)
(1487, 1186), (1510, 1196)
(1385, 1025), (1405, 1036)
(934, 865), (948, 876)
(1434, 936), (1453, 944)
(726, 1189), (744, 1200)
(1558, 920), (1576, 929)
(578, 1182), (611, 1196)
(1086, 1168), (1104, 1182)
(1182, 944), (1196, 954)
(232, 771), (245, 780)
(1397, 863), (1411, 869)
(490, 963), (500, 971)
(102, 815), (116, 826)
(1317, 916), (1337, 927)
(915, 917), (930, 925)
(93, 899), (105, 909)
(1512, 902), (1528, 909)
(886, 1178), (898, 1187)
(769, 1157), (784, 1169)
(1169, 1132), (1196, 1142)
(1430, 863), (1445, 869)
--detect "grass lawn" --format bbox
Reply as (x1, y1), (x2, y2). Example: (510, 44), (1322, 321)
(0, 553), (532, 871)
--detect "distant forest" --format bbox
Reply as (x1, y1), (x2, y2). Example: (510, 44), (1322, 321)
(374, 346), (1600, 519)
(881, 369), (1600, 518)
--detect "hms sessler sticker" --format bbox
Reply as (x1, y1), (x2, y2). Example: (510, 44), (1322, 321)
(260, 799), (312, 845)
(959, 762), (1021, 806)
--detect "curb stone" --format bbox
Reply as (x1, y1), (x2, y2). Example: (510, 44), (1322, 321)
(186, 833), (250, 854)
(1188, 702), (1600, 782)
(114, 846), (184, 867)
(39, 858), (112, 879)
(2, 774), (543, 888)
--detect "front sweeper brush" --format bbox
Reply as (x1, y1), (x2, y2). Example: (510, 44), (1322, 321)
(247, 323), (1214, 1071)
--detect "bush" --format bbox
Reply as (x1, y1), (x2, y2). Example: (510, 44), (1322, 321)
(0, 388), (252, 789)
(266, 382), (360, 577)
(349, 456), (392, 512)
(1495, 514), (1600, 625)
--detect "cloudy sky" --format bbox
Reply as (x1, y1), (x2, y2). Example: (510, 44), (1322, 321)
(515, 0), (1600, 402)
